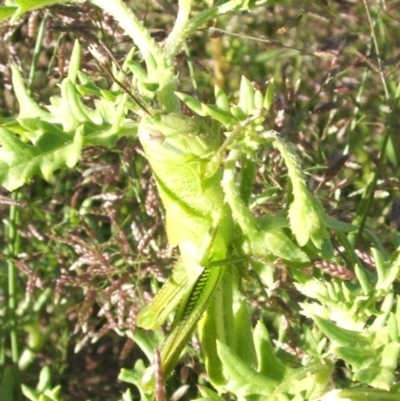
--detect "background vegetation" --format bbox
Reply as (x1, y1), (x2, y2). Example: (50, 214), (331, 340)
(1, 0), (400, 400)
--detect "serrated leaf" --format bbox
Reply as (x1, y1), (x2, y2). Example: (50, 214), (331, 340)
(263, 130), (329, 249)
(374, 248), (400, 291)
(253, 320), (287, 380)
(76, 72), (103, 97)
(11, 65), (50, 120)
(64, 79), (93, 124)
(217, 340), (277, 397)
(312, 315), (370, 348)
(0, 123), (83, 191)
(335, 346), (376, 370)
(288, 192), (329, 248)
(354, 366), (394, 391)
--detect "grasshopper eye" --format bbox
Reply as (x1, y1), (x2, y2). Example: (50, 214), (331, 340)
(139, 127), (165, 147)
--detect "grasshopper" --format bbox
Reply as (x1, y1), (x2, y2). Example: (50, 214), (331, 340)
(136, 111), (311, 387)
(136, 112), (234, 382)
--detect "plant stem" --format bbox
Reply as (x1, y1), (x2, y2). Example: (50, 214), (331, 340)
(88, 0), (178, 111)
(89, 0), (162, 71)
(354, 86), (400, 247)
(28, 11), (49, 95)
(353, 1), (395, 247)
(7, 192), (22, 364)
(164, 0), (193, 57)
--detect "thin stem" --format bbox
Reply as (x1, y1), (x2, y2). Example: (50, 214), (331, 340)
(354, 88), (400, 247)
(28, 11), (49, 95)
(89, 0), (180, 111)
(207, 27), (318, 56)
(88, 0), (168, 77)
(354, 1), (394, 247)
(362, 0), (389, 100)
(7, 192), (22, 363)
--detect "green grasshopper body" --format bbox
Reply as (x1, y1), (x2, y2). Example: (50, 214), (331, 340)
(137, 113), (233, 379)
(136, 113), (315, 387)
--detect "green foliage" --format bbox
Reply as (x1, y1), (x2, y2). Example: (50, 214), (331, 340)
(21, 367), (64, 401)
(0, 41), (139, 191)
(2, 0), (70, 22)
(1, 1), (400, 400)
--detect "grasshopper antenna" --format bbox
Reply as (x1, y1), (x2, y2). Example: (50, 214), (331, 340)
(48, 17), (152, 115)
(87, 41), (152, 116)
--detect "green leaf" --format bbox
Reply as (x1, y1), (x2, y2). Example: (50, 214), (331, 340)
(262, 130), (329, 249)
(312, 315), (370, 348)
(11, 65), (50, 121)
(269, 361), (333, 400)
(175, 92), (205, 116)
(214, 85), (230, 112)
(335, 346), (376, 370)
(321, 388), (400, 401)
(0, 122), (83, 191)
(197, 386), (226, 401)
(216, 340), (278, 397)
(355, 264), (372, 295)
(11, 0), (70, 21)
(254, 89), (264, 109)
(355, 366), (395, 391)
(202, 104), (234, 125)
(67, 40), (81, 83)
(253, 321), (287, 380)
(37, 367), (51, 393)
(264, 78), (275, 110)
(238, 76), (255, 114)
(230, 105), (247, 121)
(325, 214), (357, 232)
(374, 248), (400, 292)
(21, 384), (40, 401)
(38, 396), (53, 401)
(64, 79), (93, 124)
(288, 191), (328, 248)
(0, 6), (17, 21)
(232, 289), (257, 366)
(118, 360), (147, 386)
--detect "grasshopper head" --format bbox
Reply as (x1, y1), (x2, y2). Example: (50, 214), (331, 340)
(138, 113), (214, 162)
